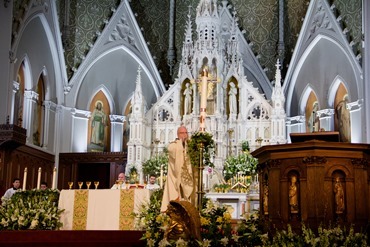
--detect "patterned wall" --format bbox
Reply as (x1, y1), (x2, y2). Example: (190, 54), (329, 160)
(56, 0), (120, 79)
(332, 0), (362, 56)
(11, 0), (362, 84)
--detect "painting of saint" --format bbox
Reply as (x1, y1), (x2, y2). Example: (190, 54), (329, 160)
(90, 100), (107, 147)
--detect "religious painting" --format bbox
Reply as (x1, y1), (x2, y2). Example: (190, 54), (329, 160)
(122, 102), (131, 153)
(305, 92), (319, 132)
(14, 62), (25, 126)
(334, 84), (351, 142)
(87, 91), (110, 152)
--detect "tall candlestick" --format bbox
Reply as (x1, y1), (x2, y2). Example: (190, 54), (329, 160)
(37, 167), (41, 189)
(52, 167), (57, 189)
(22, 167), (27, 191)
(199, 68), (208, 132)
(160, 164), (164, 188)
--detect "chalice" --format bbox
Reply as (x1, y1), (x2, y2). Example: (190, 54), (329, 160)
(68, 181), (73, 190)
(86, 181), (91, 190)
(94, 181), (99, 189)
(78, 181), (83, 189)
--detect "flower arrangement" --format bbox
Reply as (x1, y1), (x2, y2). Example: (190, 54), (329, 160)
(136, 192), (368, 246)
(223, 151), (258, 181)
(142, 149), (169, 177)
(187, 131), (215, 168)
(0, 189), (64, 230)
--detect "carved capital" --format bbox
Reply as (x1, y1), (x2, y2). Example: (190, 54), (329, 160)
(24, 90), (39, 101)
(351, 158), (368, 169)
(43, 100), (57, 111)
(302, 156), (327, 164)
(110, 115), (126, 123)
(267, 159), (281, 169)
(13, 81), (19, 92)
(71, 108), (90, 119)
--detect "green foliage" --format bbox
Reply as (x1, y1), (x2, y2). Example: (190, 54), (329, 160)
(187, 131), (215, 168)
(223, 151), (258, 181)
(241, 140), (250, 152)
(142, 151), (169, 177)
(0, 190), (64, 230)
(137, 195), (369, 247)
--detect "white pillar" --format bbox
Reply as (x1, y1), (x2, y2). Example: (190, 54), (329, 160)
(348, 100), (363, 143)
(0, 2), (12, 123)
(363, 0), (370, 142)
(43, 101), (57, 150)
(10, 81), (19, 124)
(23, 90), (38, 143)
(317, 109), (335, 132)
(110, 115), (126, 152)
(285, 116), (305, 143)
(71, 108), (90, 152)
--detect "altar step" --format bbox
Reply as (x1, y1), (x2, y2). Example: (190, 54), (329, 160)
(0, 230), (146, 247)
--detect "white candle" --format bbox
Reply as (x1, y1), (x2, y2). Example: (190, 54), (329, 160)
(52, 167), (57, 189)
(22, 167), (27, 191)
(160, 164), (163, 188)
(37, 167), (41, 189)
(199, 68), (208, 132)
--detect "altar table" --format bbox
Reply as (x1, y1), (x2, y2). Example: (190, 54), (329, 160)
(205, 192), (248, 219)
(58, 189), (150, 230)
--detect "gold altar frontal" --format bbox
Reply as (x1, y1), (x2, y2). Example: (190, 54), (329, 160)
(58, 189), (150, 230)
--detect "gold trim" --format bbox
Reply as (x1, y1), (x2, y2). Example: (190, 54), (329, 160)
(72, 190), (89, 230)
(119, 189), (135, 230)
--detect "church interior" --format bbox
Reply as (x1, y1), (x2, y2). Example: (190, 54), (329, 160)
(0, 0), (369, 246)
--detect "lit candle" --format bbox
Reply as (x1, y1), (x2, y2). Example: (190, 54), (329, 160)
(52, 167), (57, 189)
(37, 167), (41, 189)
(199, 68), (208, 132)
(160, 164), (164, 188)
(22, 167), (27, 191)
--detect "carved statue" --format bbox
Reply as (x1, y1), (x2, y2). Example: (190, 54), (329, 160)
(183, 83), (192, 115)
(228, 82), (237, 115)
(164, 200), (201, 242)
(334, 177), (345, 214)
(308, 101), (319, 132)
(289, 175), (299, 213)
(336, 97), (351, 142)
(263, 185), (268, 215)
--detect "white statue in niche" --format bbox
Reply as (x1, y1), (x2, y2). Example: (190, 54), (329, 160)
(229, 82), (237, 115)
(183, 83), (192, 115)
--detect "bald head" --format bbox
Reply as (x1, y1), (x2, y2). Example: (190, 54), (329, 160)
(118, 173), (125, 181)
(177, 126), (188, 142)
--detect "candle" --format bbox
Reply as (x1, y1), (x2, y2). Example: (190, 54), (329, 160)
(22, 167), (27, 191)
(37, 167), (41, 189)
(199, 68), (208, 132)
(52, 167), (57, 189)
(160, 164), (163, 188)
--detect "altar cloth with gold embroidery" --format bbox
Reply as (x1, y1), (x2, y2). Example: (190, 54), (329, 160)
(58, 189), (150, 230)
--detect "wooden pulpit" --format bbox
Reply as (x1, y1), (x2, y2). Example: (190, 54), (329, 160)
(252, 134), (369, 232)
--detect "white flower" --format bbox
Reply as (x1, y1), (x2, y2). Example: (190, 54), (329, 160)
(220, 237), (229, 246)
(147, 239), (156, 247)
(175, 238), (188, 247)
(30, 219), (38, 229)
(232, 234), (241, 242)
(0, 218), (8, 227)
(201, 239), (212, 247)
(158, 238), (171, 247)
